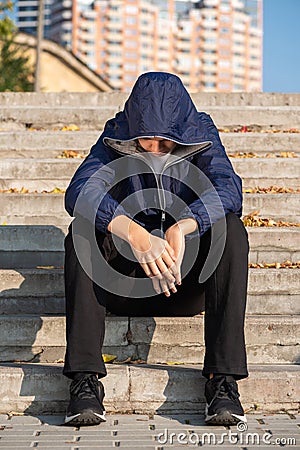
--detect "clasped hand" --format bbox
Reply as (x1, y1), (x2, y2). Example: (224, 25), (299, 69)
(129, 224), (185, 297)
(108, 215), (197, 297)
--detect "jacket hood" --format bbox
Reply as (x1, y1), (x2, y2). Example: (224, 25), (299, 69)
(103, 72), (211, 157)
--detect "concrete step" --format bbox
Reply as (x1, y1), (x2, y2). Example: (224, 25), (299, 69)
(0, 363), (298, 414)
(1, 92), (299, 107)
(0, 226), (299, 269)
(1, 314), (299, 365)
(0, 268), (299, 316)
(1, 193), (299, 224)
(0, 130), (96, 155)
(1, 106), (300, 130)
(1, 158), (300, 191)
(222, 132), (300, 154)
(0, 131), (299, 157)
(231, 158), (300, 189)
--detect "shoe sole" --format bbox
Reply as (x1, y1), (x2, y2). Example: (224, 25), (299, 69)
(64, 410), (106, 426)
(205, 409), (246, 426)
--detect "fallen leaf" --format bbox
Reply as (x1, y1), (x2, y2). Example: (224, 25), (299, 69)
(283, 128), (300, 133)
(243, 186), (300, 194)
(42, 187), (66, 194)
(57, 150), (85, 159)
(0, 187), (66, 194)
(218, 127), (300, 134)
(0, 188), (29, 193)
(242, 211), (300, 228)
(228, 151), (298, 158)
(280, 151), (298, 158)
(165, 361), (185, 365)
(102, 354), (117, 363)
(61, 124), (80, 131)
(249, 261), (300, 269)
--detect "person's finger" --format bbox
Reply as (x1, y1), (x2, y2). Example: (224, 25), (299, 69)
(140, 262), (152, 278)
(155, 256), (168, 273)
(156, 258), (175, 283)
(168, 281), (177, 294)
(147, 261), (163, 279)
(151, 277), (161, 295)
(159, 277), (170, 297)
(161, 249), (175, 269)
(171, 263), (181, 285)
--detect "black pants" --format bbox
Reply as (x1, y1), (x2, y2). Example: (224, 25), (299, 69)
(63, 212), (249, 380)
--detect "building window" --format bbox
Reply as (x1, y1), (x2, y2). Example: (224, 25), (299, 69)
(219, 49), (230, 56)
(124, 63), (137, 71)
(125, 29), (137, 35)
(125, 74), (137, 82)
(219, 82), (230, 89)
(220, 5), (230, 12)
(125, 40), (137, 48)
(205, 38), (216, 44)
(125, 5), (138, 14)
(126, 16), (137, 25)
(125, 52), (137, 59)
(204, 82), (216, 88)
(219, 38), (230, 45)
(220, 15), (230, 22)
(109, 63), (122, 69)
(220, 72), (230, 79)
(219, 60), (230, 67)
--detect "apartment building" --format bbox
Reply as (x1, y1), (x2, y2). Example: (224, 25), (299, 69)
(48, 0), (262, 92)
(50, 0), (73, 48)
(49, 0), (174, 91)
(16, 0), (53, 39)
(175, 0), (262, 91)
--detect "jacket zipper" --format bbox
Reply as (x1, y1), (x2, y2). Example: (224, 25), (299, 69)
(154, 141), (212, 230)
(113, 141), (212, 231)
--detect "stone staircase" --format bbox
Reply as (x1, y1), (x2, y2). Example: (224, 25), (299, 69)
(0, 93), (299, 415)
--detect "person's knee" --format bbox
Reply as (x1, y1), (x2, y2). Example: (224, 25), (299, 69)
(225, 213), (249, 253)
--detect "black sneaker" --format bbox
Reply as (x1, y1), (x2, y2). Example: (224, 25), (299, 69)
(64, 374), (106, 426)
(205, 375), (246, 425)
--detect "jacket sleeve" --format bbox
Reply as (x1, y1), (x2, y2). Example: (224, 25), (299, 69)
(65, 139), (130, 234)
(180, 112), (243, 237)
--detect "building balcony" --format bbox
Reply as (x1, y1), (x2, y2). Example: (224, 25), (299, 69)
(176, 42), (192, 51)
(105, 21), (123, 30)
(106, 31), (123, 42)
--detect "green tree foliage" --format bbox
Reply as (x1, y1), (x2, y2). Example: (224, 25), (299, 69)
(0, 1), (34, 91)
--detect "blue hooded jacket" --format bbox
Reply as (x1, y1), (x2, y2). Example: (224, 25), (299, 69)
(65, 72), (243, 237)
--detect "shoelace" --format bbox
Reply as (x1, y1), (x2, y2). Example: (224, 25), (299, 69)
(70, 376), (100, 400)
(213, 377), (240, 402)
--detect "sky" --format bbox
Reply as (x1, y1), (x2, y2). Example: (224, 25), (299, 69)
(263, 0), (300, 92)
